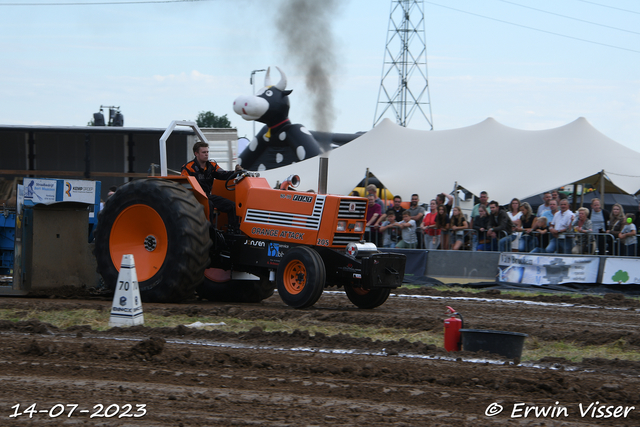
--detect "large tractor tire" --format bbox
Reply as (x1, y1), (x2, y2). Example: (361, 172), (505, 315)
(344, 286), (391, 309)
(94, 179), (212, 303)
(196, 270), (274, 303)
(276, 246), (325, 309)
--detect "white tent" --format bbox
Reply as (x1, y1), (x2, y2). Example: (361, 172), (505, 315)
(258, 118), (640, 205)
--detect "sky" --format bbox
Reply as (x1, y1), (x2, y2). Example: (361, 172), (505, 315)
(1, 0), (639, 153)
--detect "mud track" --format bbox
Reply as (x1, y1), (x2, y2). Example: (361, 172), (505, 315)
(0, 288), (638, 426)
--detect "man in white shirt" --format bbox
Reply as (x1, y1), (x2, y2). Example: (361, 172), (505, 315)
(545, 199), (574, 253)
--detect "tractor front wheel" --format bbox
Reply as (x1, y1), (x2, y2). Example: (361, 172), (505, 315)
(276, 246), (325, 309)
(344, 286), (391, 309)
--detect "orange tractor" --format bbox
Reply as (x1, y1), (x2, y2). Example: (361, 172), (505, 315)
(94, 121), (405, 308)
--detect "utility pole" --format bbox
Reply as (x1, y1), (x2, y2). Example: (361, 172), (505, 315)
(373, 0), (433, 130)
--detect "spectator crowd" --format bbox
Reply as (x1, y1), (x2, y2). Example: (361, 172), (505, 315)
(363, 185), (640, 256)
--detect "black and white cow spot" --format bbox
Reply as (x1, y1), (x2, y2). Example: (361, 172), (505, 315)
(296, 146), (306, 160)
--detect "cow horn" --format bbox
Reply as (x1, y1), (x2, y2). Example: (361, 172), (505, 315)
(274, 66), (287, 91)
(264, 67), (272, 87)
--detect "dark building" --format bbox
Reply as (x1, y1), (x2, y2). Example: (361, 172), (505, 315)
(0, 125), (198, 201)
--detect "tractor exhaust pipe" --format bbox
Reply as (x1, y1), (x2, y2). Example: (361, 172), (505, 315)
(318, 156), (328, 195)
(280, 175), (300, 190)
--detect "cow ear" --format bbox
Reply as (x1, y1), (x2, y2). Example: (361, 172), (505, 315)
(283, 89), (292, 96)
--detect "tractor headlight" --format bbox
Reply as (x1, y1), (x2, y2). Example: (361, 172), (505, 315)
(337, 220), (346, 231)
(346, 242), (357, 257)
(354, 222), (364, 232)
(346, 242), (378, 258)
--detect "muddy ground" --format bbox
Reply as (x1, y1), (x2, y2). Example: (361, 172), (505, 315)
(0, 288), (638, 426)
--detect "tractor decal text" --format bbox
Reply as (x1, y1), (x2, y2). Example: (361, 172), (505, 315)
(292, 194), (313, 203)
(279, 230), (305, 240)
(251, 227), (304, 240)
(251, 227), (280, 237)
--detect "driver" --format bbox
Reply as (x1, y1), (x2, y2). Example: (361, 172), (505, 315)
(181, 141), (239, 230)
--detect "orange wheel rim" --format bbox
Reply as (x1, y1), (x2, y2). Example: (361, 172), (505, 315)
(351, 287), (369, 296)
(109, 204), (168, 281)
(283, 260), (306, 295)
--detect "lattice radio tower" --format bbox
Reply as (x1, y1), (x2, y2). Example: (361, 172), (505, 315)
(373, 0), (433, 129)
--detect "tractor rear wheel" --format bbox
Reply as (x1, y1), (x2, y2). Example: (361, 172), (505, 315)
(344, 286), (391, 309)
(276, 246), (325, 309)
(94, 178), (211, 303)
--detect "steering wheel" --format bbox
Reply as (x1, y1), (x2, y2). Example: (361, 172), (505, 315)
(225, 170), (244, 191)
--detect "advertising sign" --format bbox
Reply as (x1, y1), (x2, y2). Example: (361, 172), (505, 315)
(23, 178), (57, 204)
(62, 180), (97, 204)
(498, 253), (600, 286)
(601, 258), (640, 285)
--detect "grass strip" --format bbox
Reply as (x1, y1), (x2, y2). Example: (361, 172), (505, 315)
(0, 308), (637, 363)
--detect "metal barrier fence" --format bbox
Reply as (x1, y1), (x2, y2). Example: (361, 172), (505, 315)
(613, 235), (639, 256)
(364, 227), (640, 256)
(528, 231), (623, 255)
(365, 225), (425, 249)
(567, 231), (638, 256)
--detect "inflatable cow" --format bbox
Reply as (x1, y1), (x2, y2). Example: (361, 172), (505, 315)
(233, 67), (323, 171)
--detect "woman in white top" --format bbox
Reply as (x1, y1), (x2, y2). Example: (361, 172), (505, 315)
(506, 198), (522, 252)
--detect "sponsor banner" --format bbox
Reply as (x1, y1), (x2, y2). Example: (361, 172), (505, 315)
(62, 180), (97, 204)
(23, 178), (98, 206)
(23, 178), (57, 203)
(267, 242), (283, 258)
(602, 258), (640, 285)
(266, 242), (285, 266)
(498, 253), (599, 286)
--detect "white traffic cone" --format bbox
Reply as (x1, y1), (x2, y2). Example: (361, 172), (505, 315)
(109, 254), (144, 327)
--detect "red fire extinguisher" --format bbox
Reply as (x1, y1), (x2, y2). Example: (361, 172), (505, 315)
(444, 306), (464, 352)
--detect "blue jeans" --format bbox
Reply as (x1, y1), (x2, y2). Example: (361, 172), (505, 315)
(519, 234), (535, 252)
(543, 237), (572, 254)
(544, 237), (558, 253)
(490, 235), (515, 252)
(477, 242), (490, 251)
(560, 237), (574, 254)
